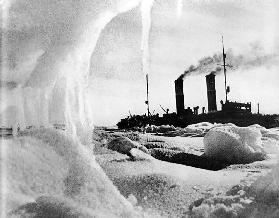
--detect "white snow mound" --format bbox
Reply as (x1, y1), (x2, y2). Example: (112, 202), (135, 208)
(186, 122), (214, 131)
(107, 137), (149, 156)
(1, 128), (143, 218)
(250, 124), (279, 141)
(130, 148), (154, 161)
(145, 125), (176, 133)
(204, 125), (266, 164)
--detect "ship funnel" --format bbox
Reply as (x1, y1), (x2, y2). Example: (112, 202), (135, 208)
(175, 75), (184, 115)
(206, 72), (217, 112)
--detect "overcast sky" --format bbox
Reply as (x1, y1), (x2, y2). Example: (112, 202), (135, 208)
(1, 0), (279, 127)
(89, 0), (279, 125)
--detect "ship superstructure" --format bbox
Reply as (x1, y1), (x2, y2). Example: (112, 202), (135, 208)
(117, 38), (279, 129)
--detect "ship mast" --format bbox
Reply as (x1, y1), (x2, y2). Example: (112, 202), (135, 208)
(145, 74), (150, 116)
(222, 36), (228, 102)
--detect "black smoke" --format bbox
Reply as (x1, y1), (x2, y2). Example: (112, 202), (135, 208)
(178, 42), (279, 80)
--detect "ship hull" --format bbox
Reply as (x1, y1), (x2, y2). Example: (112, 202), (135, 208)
(117, 112), (279, 129)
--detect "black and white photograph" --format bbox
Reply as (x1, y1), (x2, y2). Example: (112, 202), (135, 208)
(1, 0), (279, 217)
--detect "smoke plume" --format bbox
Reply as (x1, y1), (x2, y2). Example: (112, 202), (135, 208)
(179, 43), (279, 80)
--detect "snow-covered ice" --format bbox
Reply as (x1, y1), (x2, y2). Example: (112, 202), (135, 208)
(2, 123), (278, 218)
(107, 136), (149, 157)
(0, 128), (147, 218)
(187, 124), (279, 217)
(146, 125), (177, 133)
(204, 125), (266, 164)
(188, 156), (279, 218)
